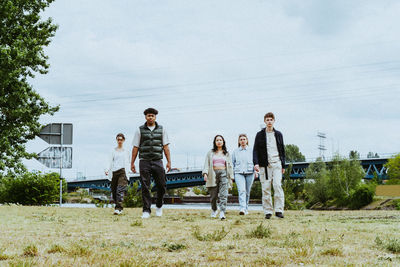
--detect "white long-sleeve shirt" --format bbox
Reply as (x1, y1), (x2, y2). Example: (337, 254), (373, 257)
(108, 147), (130, 180)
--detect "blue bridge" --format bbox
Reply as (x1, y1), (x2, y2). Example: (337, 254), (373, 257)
(67, 158), (388, 191)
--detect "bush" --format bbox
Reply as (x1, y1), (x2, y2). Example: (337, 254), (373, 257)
(305, 156), (366, 208)
(250, 181), (262, 199)
(229, 182), (238, 196)
(192, 185), (208, 196)
(385, 153), (400, 180)
(0, 172), (66, 205)
(385, 179), (400, 185)
(349, 183), (375, 209)
(282, 166), (306, 210)
(123, 181), (142, 208)
(305, 160), (330, 206)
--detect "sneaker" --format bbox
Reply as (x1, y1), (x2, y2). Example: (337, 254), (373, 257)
(265, 213), (272, 219)
(244, 210), (249, 215)
(239, 209), (245, 215)
(119, 209), (123, 215)
(156, 207), (163, 217)
(211, 210), (218, 218)
(113, 209), (120, 215)
(141, 212), (150, 219)
(275, 212), (284, 219)
(219, 211), (226, 220)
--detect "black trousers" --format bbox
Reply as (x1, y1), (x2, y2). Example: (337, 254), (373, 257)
(139, 159), (166, 213)
(111, 168), (128, 210)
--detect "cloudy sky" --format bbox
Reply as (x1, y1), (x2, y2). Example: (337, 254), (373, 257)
(25, 0), (400, 180)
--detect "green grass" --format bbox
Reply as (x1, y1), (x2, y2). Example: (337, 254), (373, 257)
(192, 225), (229, 241)
(0, 206), (399, 266)
(246, 222), (272, 239)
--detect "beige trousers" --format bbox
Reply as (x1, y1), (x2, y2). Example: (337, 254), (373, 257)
(259, 162), (284, 214)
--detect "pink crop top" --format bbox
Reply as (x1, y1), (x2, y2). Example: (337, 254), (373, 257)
(213, 155), (226, 167)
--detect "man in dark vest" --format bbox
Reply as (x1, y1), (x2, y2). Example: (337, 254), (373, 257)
(131, 108), (171, 219)
(253, 112), (286, 219)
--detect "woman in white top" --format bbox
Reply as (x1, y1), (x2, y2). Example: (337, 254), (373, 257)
(105, 133), (130, 215)
(202, 135), (234, 220)
(232, 134), (254, 215)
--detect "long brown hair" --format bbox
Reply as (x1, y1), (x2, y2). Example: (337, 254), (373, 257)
(238, 134), (249, 147)
(212, 135), (228, 155)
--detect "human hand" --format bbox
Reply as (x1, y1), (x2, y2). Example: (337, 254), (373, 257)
(203, 174), (208, 182)
(131, 163), (136, 173)
(166, 162), (171, 172)
(254, 164), (260, 172)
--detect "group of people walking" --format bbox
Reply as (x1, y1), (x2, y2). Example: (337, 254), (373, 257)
(106, 108), (286, 220)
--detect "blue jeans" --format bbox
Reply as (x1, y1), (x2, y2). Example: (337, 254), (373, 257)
(234, 173), (254, 211)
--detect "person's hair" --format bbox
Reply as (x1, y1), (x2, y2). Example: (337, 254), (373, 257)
(116, 133), (125, 140)
(143, 108), (158, 115)
(264, 112), (275, 120)
(237, 134), (249, 147)
(212, 135), (228, 155)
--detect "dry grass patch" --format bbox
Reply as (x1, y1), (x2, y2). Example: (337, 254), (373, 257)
(22, 244), (38, 257)
(0, 206), (400, 266)
(320, 247), (343, 256)
(192, 225), (229, 241)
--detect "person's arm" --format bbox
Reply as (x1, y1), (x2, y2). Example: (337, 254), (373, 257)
(253, 134), (260, 172)
(131, 146), (139, 173)
(163, 144), (171, 172)
(280, 133), (285, 174)
(131, 129), (141, 173)
(231, 150), (236, 168)
(202, 151), (210, 182)
(106, 150), (113, 180)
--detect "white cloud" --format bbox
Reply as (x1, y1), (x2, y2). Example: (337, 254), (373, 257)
(25, 0), (400, 179)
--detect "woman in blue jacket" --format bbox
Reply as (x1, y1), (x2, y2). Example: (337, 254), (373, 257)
(232, 134), (255, 215)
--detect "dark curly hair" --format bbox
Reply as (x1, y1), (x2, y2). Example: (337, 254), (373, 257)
(212, 135), (228, 155)
(143, 108), (158, 115)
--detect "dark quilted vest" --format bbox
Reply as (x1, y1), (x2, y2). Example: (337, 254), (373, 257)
(139, 122), (163, 160)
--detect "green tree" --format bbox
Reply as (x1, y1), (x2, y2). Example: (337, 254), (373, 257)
(349, 150), (360, 159)
(385, 153), (400, 180)
(305, 159), (330, 205)
(367, 152), (379, 158)
(328, 156), (365, 205)
(0, 0), (59, 175)
(285, 144), (306, 162)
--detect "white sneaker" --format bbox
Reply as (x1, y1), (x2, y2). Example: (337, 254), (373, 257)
(219, 211), (226, 220)
(141, 212), (150, 219)
(156, 207), (163, 217)
(244, 210), (249, 215)
(211, 210), (218, 218)
(119, 210), (123, 215)
(113, 209), (120, 215)
(239, 209), (245, 215)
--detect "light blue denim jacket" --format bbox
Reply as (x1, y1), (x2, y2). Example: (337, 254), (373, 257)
(232, 146), (254, 174)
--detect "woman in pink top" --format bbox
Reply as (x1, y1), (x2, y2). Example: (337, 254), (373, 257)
(202, 135), (234, 220)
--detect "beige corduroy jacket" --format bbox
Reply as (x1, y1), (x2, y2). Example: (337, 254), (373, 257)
(202, 150), (234, 188)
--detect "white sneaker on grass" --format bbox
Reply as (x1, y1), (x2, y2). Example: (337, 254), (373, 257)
(119, 210), (123, 215)
(211, 210), (218, 218)
(141, 212), (150, 219)
(244, 210), (249, 215)
(113, 209), (120, 215)
(219, 211), (226, 220)
(156, 207), (163, 217)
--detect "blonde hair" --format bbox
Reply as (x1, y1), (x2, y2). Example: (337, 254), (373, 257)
(238, 134), (249, 147)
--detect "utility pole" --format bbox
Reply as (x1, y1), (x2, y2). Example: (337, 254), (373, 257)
(317, 132), (327, 159)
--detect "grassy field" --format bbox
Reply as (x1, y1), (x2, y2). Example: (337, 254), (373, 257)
(0, 206), (399, 266)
